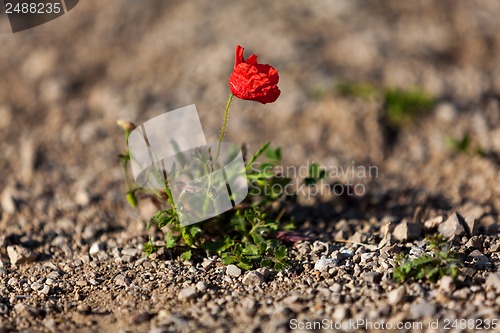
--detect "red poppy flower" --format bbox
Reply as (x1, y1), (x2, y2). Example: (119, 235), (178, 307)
(229, 45), (281, 104)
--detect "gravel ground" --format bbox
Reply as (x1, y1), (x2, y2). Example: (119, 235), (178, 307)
(1, 1), (500, 332)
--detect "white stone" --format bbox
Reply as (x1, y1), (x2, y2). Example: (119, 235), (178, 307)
(225, 264), (242, 277)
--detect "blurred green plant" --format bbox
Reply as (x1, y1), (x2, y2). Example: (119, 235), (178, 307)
(447, 133), (484, 156)
(336, 81), (377, 98)
(393, 234), (461, 283)
(383, 88), (436, 127)
(336, 81), (436, 127)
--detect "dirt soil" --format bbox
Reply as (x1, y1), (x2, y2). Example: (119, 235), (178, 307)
(0, 1), (500, 332)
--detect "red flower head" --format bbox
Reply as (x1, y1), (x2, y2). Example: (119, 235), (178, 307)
(229, 45), (281, 104)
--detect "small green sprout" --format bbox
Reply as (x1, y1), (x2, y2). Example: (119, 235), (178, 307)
(393, 234), (462, 283)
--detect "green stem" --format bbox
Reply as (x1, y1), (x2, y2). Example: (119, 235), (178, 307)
(215, 93), (234, 161)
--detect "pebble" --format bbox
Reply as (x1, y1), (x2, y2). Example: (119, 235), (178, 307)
(485, 272), (500, 293)
(89, 242), (106, 255)
(76, 304), (91, 314)
(439, 276), (455, 293)
(196, 281), (207, 292)
(115, 274), (131, 287)
(1, 188), (17, 214)
(360, 252), (376, 263)
(438, 213), (466, 239)
(7, 245), (37, 265)
(122, 248), (142, 257)
(467, 250), (490, 270)
(178, 287), (197, 301)
(226, 264), (242, 277)
(392, 221), (422, 241)
(242, 271), (265, 286)
(362, 272), (381, 284)
(314, 258), (338, 271)
(388, 286), (406, 305)
(201, 258), (214, 269)
(0, 303), (8, 314)
(409, 301), (436, 318)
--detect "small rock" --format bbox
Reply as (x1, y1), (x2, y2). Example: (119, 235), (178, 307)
(75, 188), (91, 206)
(76, 280), (88, 287)
(131, 312), (154, 325)
(195, 281), (207, 292)
(256, 267), (270, 280)
(43, 317), (56, 332)
(467, 250), (490, 270)
(423, 216), (444, 230)
(1, 188), (17, 214)
(393, 220), (422, 241)
(39, 285), (50, 295)
(282, 295), (300, 305)
(332, 306), (349, 322)
(242, 271), (265, 286)
(201, 258), (214, 269)
(485, 272), (500, 293)
(76, 304), (91, 314)
(388, 286), (406, 305)
(452, 288), (471, 299)
(360, 252), (376, 263)
(122, 248), (142, 257)
(226, 264), (242, 277)
(115, 274), (131, 287)
(362, 272), (381, 284)
(439, 276), (455, 293)
(438, 213), (466, 239)
(314, 258), (338, 271)
(7, 245), (37, 265)
(0, 303), (8, 314)
(178, 287), (197, 301)
(409, 301), (436, 319)
(465, 236), (483, 250)
(89, 242), (106, 255)
(339, 248), (353, 258)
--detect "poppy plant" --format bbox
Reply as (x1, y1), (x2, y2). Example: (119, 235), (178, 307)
(216, 45), (280, 159)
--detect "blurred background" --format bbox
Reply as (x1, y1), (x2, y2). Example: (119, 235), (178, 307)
(1, 0), (500, 228)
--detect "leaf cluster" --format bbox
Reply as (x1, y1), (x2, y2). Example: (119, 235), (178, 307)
(393, 235), (462, 283)
(130, 140), (293, 271)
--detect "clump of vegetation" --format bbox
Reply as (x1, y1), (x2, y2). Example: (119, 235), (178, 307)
(336, 81), (436, 127)
(447, 133), (484, 156)
(393, 234), (462, 283)
(336, 82), (377, 98)
(119, 133), (295, 271)
(383, 88), (435, 127)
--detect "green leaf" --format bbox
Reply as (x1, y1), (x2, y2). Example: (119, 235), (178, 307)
(245, 141), (271, 170)
(236, 260), (253, 271)
(143, 239), (158, 257)
(182, 227), (195, 247)
(125, 191), (138, 208)
(181, 250), (192, 261)
(274, 245), (288, 261)
(165, 231), (177, 249)
(265, 147), (282, 162)
(221, 253), (236, 265)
